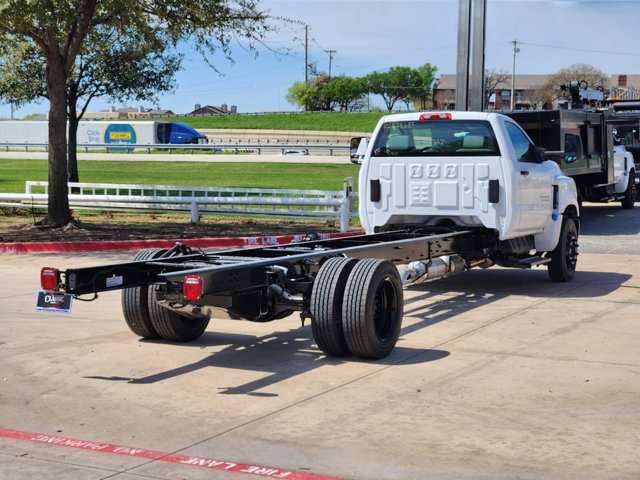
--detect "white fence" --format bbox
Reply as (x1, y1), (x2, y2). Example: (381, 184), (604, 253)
(0, 178), (357, 232)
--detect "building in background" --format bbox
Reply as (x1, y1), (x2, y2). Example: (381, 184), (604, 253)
(609, 75), (640, 101)
(432, 74), (640, 111)
(81, 106), (174, 119)
(80, 103), (238, 120)
(189, 104), (238, 115)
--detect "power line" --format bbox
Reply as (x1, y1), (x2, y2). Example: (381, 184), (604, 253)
(519, 41), (640, 58)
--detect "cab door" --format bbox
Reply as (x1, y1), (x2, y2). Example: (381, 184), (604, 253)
(504, 121), (554, 234)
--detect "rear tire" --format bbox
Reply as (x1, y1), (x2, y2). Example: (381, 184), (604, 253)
(621, 170), (636, 209)
(310, 257), (358, 356)
(147, 289), (210, 342)
(342, 259), (403, 359)
(121, 248), (166, 339)
(548, 216), (579, 282)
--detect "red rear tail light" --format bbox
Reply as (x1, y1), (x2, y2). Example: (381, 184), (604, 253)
(41, 267), (60, 291)
(419, 112), (452, 120)
(183, 275), (203, 301)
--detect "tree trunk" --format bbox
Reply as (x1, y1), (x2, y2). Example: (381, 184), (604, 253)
(383, 96), (394, 111)
(44, 55), (71, 227)
(68, 100), (79, 184)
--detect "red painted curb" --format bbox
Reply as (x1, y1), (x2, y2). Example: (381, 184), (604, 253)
(0, 232), (361, 254)
(0, 428), (345, 480)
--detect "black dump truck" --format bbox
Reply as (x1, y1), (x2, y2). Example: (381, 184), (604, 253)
(507, 109), (637, 209)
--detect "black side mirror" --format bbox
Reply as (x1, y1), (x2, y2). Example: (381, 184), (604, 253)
(350, 137), (367, 164)
(528, 145), (545, 163)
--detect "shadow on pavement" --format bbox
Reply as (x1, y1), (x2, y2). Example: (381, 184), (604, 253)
(84, 326), (450, 395)
(83, 264), (630, 395)
(400, 267), (630, 339)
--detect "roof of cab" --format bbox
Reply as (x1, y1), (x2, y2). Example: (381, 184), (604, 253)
(378, 111), (495, 123)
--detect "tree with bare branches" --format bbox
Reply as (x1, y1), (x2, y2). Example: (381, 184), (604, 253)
(538, 63), (609, 109)
(484, 69), (509, 110)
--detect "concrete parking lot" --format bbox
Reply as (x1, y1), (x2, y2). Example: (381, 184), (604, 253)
(1, 204), (639, 480)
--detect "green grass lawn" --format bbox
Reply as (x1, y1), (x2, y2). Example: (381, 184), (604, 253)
(154, 111), (388, 132)
(0, 160), (361, 193)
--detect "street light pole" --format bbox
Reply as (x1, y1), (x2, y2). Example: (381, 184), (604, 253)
(510, 39), (520, 111)
(455, 0), (471, 110)
(455, 0), (486, 111)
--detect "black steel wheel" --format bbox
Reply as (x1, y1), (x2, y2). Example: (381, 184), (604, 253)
(147, 289), (210, 342)
(342, 259), (403, 359)
(621, 170), (636, 209)
(310, 257), (358, 356)
(121, 248), (166, 339)
(548, 216), (579, 282)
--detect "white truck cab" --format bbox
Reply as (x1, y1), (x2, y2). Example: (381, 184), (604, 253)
(353, 111), (580, 279)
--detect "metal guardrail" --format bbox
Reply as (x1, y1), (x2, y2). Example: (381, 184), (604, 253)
(0, 178), (357, 232)
(0, 142), (350, 156)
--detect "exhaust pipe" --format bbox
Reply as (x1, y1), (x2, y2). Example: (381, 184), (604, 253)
(401, 255), (466, 286)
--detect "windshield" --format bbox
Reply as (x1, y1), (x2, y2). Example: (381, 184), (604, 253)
(372, 120), (500, 157)
(613, 125), (637, 146)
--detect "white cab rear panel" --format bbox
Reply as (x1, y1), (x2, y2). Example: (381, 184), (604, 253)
(360, 155), (506, 232)
(359, 112), (518, 239)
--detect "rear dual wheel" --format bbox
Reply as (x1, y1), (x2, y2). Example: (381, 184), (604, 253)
(311, 257), (403, 359)
(121, 248), (209, 342)
(310, 257), (358, 356)
(342, 259), (403, 359)
(121, 248), (165, 339)
(146, 290), (209, 342)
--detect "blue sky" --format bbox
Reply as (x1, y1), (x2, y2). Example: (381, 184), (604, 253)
(3, 0), (640, 118)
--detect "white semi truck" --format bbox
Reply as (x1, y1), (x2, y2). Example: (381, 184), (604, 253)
(0, 120), (206, 146)
(38, 111), (580, 360)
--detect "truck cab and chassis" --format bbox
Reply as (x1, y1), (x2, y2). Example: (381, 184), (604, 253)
(39, 112), (580, 360)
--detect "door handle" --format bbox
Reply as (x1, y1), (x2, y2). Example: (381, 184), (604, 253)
(520, 170), (530, 176)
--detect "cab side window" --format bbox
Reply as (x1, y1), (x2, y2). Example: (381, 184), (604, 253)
(564, 134), (582, 163)
(505, 121), (535, 163)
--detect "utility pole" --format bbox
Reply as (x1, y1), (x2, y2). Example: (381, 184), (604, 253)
(304, 25), (309, 85)
(469, 0), (486, 111)
(325, 49), (337, 78)
(510, 39), (520, 111)
(455, 0), (471, 110)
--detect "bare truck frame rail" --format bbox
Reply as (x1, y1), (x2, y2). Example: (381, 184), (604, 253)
(40, 228), (499, 359)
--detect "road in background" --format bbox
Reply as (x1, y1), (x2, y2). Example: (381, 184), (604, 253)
(0, 151), (349, 164)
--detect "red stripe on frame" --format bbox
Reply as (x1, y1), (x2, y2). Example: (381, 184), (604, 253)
(0, 428), (345, 480)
